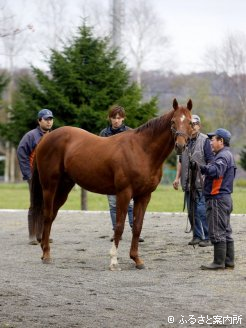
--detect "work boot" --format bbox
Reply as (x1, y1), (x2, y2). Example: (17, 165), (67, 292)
(28, 239), (39, 245)
(188, 237), (201, 245)
(201, 242), (226, 270)
(225, 241), (235, 269)
(199, 240), (212, 247)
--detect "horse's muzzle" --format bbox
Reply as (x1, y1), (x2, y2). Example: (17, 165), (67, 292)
(175, 142), (186, 155)
(172, 128), (190, 155)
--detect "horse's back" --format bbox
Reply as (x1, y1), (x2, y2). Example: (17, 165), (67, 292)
(38, 126), (100, 154)
(36, 126), (102, 170)
(35, 126), (135, 193)
(40, 126), (97, 145)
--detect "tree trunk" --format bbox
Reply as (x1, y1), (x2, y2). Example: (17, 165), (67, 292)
(4, 141), (10, 182)
(10, 146), (16, 182)
(81, 188), (88, 210)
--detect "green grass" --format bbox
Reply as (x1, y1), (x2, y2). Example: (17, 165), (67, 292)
(1, 183), (246, 214)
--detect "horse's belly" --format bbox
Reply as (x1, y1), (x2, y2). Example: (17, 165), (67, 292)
(68, 164), (115, 195)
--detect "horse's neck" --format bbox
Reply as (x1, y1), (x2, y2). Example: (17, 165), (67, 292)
(134, 111), (175, 167)
(148, 130), (174, 166)
(136, 124), (173, 168)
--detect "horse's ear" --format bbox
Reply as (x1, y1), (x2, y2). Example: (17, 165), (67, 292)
(187, 99), (192, 111)
(173, 98), (178, 110)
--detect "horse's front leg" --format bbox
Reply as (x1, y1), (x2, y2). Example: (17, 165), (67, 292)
(109, 193), (129, 271)
(130, 194), (151, 269)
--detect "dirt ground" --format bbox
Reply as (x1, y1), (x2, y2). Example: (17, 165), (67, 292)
(0, 209), (246, 328)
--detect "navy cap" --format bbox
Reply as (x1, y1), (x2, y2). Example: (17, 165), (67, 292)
(38, 109), (54, 119)
(207, 128), (231, 142)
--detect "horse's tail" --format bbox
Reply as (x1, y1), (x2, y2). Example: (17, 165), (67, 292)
(30, 160), (44, 241)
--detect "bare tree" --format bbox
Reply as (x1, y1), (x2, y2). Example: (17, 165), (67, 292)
(205, 32), (246, 75)
(0, 3), (34, 182)
(76, 0), (111, 38)
(123, 0), (169, 86)
(36, 0), (68, 54)
(205, 32), (246, 135)
(111, 0), (124, 56)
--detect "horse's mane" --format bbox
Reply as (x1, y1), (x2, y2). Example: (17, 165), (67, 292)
(134, 109), (174, 136)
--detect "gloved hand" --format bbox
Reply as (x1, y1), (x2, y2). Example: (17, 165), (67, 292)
(200, 165), (206, 174)
(189, 161), (197, 170)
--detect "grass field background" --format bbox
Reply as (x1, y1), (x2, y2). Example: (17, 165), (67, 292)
(1, 183), (246, 214)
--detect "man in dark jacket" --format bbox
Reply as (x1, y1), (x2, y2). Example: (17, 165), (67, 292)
(17, 109), (54, 245)
(100, 104), (144, 242)
(200, 128), (236, 270)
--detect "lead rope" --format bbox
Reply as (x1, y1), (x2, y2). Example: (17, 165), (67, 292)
(184, 192), (192, 233)
(185, 151), (197, 235)
(183, 148), (192, 233)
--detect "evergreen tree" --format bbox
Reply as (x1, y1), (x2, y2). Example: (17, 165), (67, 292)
(239, 146), (246, 171)
(1, 24), (158, 146)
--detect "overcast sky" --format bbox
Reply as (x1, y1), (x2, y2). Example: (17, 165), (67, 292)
(2, 0), (246, 74)
(155, 0), (246, 73)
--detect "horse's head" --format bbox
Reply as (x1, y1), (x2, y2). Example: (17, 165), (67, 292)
(171, 98), (193, 154)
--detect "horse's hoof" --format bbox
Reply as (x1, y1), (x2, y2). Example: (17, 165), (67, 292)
(42, 258), (52, 264)
(136, 263), (145, 270)
(109, 264), (121, 271)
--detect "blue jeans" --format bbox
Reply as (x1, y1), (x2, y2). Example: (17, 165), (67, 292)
(107, 195), (133, 230)
(186, 191), (209, 240)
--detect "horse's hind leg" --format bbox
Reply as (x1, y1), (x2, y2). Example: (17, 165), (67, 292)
(41, 177), (75, 264)
(41, 188), (56, 263)
(52, 175), (75, 218)
(130, 194), (151, 269)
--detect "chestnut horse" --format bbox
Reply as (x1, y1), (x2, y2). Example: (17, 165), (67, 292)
(30, 98), (192, 270)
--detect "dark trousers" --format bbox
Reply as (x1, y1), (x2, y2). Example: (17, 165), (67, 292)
(206, 195), (233, 244)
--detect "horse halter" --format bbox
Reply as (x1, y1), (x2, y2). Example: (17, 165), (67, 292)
(171, 126), (191, 142)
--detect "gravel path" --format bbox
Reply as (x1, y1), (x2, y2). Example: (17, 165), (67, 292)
(0, 210), (246, 328)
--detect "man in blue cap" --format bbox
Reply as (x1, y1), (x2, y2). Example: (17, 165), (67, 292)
(17, 109), (54, 245)
(199, 128), (237, 270)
